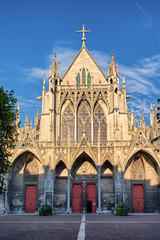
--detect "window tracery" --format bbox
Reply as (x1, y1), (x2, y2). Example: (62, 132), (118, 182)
(93, 103), (107, 142)
(76, 73), (80, 87)
(61, 104), (75, 143)
(131, 157), (144, 180)
(82, 68), (86, 86)
(78, 101), (91, 141)
(76, 68), (91, 87)
(87, 72), (91, 88)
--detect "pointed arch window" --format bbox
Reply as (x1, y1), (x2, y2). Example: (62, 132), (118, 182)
(87, 72), (91, 88)
(77, 73), (80, 87)
(82, 68), (86, 86)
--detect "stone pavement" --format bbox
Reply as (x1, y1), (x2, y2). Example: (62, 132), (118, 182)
(0, 214), (160, 240)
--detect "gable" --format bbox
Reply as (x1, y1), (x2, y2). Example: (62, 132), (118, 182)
(62, 47), (107, 85)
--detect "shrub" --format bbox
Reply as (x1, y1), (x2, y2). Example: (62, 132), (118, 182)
(116, 205), (122, 216)
(39, 203), (53, 216)
(116, 202), (130, 216)
(121, 202), (130, 216)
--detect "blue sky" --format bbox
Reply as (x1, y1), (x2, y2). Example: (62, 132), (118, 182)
(0, 0), (160, 126)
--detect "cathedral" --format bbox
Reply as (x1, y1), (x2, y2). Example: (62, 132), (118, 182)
(1, 25), (160, 214)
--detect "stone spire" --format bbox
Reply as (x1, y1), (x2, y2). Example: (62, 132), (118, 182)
(43, 74), (46, 92)
(142, 109), (145, 128)
(150, 103), (154, 127)
(108, 51), (118, 77)
(52, 53), (59, 77)
(58, 62), (60, 77)
(25, 110), (28, 124)
(25, 111), (29, 130)
(130, 104), (134, 128)
(122, 77), (126, 93)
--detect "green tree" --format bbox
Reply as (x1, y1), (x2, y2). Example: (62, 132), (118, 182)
(0, 87), (17, 192)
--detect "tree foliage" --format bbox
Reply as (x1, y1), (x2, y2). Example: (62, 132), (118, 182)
(0, 87), (17, 192)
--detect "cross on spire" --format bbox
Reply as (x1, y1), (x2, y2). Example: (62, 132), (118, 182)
(76, 24), (92, 47)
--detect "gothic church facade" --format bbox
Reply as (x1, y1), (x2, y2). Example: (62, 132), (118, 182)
(2, 26), (160, 214)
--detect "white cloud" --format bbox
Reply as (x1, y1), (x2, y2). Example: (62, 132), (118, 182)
(20, 67), (49, 83)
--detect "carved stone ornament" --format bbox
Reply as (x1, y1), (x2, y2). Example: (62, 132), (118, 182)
(76, 161), (97, 175)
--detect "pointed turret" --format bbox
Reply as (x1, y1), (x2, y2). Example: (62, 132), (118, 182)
(116, 62), (119, 76)
(33, 107), (40, 132)
(142, 109), (145, 128)
(130, 104), (134, 128)
(139, 117), (142, 128)
(122, 77), (126, 94)
(52, 52), (59, 77)
(150, 103), (154, 127)
(25, 111), (28, 124)
(108, 51), (118, 77)
(43, 74), (46, 92)
(25, 111), (29, 130)
(58, 62), (60, 77)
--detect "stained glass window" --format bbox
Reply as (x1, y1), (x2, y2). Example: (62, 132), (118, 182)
(87, 72), (91, 88)
(82, 68), (86, 86)
(77, 73), (80, 87)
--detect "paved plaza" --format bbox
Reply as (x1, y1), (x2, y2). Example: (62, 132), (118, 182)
(0, 214), (160, 240)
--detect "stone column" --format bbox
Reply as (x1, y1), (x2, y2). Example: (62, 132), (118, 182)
(66, 169), (71, 214)
(97, 165), (102, 213)
(82, 181), (86, 213)
(114, 165), (124, 210)
(43, 166), (47, 204)
(75, 108), (77, 142)
(51, 169), (54, 210)
(91, 107), (94, 143)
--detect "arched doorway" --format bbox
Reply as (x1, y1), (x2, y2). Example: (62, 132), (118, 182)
(8, 152), (43, 213)
(124, 151), (160, 213)
(101, 160), (115, 213)
(54, 161), (68, 213)
(71, 152), (97, 213)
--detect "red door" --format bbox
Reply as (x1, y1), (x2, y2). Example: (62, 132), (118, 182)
(86, 184), (97, 213)
(25, 185), (36, 213)
(132, 185), (144, 213)
(72, 184), (82, 213)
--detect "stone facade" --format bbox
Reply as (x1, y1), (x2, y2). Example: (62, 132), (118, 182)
(2, 28), (160, 214)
